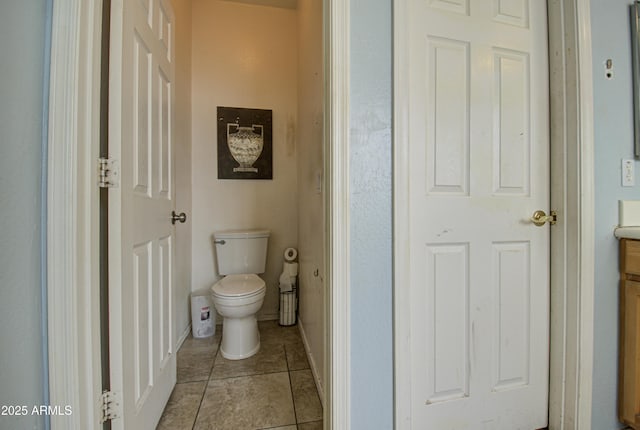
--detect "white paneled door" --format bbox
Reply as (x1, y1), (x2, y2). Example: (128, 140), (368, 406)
(398, 0), (550, 428)
(108, 0), (176, 428)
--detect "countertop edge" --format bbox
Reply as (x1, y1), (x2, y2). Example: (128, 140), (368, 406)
(614, 226), (640, 239)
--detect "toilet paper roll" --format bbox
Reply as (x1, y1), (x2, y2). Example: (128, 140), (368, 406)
(279, 271), (292, 285)
(284, 247), (298, 262)
(283, 262), (298, 277)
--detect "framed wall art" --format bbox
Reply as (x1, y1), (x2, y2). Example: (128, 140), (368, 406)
(217, 106), (273, 180)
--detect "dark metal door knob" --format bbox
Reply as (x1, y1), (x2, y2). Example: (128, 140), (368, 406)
(171, 211), (187, 224)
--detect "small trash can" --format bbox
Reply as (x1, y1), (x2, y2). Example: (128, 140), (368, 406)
(191, 289), (215, 338)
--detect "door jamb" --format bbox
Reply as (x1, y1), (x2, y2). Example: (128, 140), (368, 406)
(325, 0), (351, 429)
(547, 0), (596, 428)
(392, 0), (596, 428)
(47, 1), (103, 429)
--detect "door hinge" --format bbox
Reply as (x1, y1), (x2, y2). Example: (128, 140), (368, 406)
(98, 157), (119, 188)
(100, 390), (121, 423)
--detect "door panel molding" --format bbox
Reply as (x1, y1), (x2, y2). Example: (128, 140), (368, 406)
(394, 0), (595, 428)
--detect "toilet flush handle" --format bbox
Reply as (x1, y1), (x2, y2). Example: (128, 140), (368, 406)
(214, 239), (226, 245)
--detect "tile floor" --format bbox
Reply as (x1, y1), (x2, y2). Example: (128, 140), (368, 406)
(158, 321), (323, 430)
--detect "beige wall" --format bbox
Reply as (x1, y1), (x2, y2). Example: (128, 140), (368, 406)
(296, 0), (325, 399)
(191, 0), (299, 319)
(172, 0), (193, 342)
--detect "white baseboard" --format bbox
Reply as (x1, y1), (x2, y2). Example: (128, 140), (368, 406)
(176, 324), (191, 350)
(298, 318), (325, 408)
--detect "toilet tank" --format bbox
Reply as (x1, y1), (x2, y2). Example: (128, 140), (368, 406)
(214, 229), (270, 275)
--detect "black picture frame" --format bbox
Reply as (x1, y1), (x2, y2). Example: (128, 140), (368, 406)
(217, 106), (273, 180)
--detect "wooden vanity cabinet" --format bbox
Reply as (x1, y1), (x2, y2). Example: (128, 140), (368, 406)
(619, 238), (640, 429)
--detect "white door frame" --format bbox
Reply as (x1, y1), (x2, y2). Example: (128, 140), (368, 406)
(47, 0), (351, 429)
(325, 0), (351, 428)
(47, 1), (104, 428)
(546, 1), (596, 427)
(393, 0), (595, 428)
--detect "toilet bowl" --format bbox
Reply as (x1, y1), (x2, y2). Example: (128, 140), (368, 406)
(210, 229), (270, 360)
(212, 274), (266, 359)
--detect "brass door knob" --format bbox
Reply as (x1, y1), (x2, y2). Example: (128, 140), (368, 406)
(530, 210), (557, 227)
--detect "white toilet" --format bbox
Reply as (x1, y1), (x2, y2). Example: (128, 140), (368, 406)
(211, 229), (270, 360)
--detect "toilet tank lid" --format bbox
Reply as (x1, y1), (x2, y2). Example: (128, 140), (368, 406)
(214, 229), (270, 239)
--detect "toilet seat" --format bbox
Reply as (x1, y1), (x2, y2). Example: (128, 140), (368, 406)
(212, 274), (266, 299)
